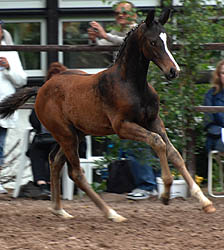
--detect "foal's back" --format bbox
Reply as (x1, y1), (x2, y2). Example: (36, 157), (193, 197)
(35, 71), (115, 136)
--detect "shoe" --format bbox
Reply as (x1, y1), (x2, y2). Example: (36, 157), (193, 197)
(149, 189), (158, 196)
(36, 184), (51, 200)
(126, 188), (150, 200)
(0, 183), (8, 194)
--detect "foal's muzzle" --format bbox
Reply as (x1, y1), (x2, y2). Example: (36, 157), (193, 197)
(165, 67), (179, 80)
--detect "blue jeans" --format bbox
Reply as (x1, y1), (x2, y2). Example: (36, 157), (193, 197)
(206, 137), (224, 152)
(127, 155), (157, 192)
(0, 127), (7, 165)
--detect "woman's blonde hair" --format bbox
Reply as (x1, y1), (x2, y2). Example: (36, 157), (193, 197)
(211, 60), (224, 94)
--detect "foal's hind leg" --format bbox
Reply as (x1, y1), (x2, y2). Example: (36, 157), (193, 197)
(49, 145), (73, 218)
(67, 151), (126, 221)
(52, 131), (126, 222)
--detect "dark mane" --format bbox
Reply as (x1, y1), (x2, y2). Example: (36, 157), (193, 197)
(113, 22), (143, 64)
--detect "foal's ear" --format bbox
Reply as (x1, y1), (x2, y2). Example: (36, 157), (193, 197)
(145, 10), (155, 27)
(158, 8), (171, 25)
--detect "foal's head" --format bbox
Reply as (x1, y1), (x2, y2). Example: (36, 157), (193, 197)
(140, 9), (180, 80)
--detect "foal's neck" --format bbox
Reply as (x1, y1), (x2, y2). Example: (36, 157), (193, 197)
(116, 39), (149, 87)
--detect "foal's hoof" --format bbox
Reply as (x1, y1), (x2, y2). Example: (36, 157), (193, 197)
(161, 197), (169, 205)
(111, 214), (127, 223)
(203, 204), (216, 214)
(51, 208), (74, 219)
(108, 209), (127, 222)
(160, 194), (170, 205)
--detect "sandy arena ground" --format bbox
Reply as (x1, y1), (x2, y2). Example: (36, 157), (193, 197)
(0, 190), (224, 250)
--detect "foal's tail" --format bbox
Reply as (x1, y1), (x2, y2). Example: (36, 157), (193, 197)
(0, 86), (39, 118)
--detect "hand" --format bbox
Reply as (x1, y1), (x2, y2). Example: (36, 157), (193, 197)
(87, 28), (97, 42)
(89, 21), (108, 40)
(0, 57), (9, 70)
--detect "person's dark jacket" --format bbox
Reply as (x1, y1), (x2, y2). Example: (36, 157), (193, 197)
(29, 109), (42, 133)
(26, 109), (56, 158)
(204, 87), (224, 152)
(29, 109), (86, 157)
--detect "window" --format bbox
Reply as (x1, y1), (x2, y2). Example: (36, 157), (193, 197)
(4, 19), (47, 77)
(0, 0), (46, 9)
(173, 0), (224, 6)
(59, 0), (159, 8)
(59, 17), (114, 73)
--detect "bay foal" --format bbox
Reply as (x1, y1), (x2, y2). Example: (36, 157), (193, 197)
(0, 9), (215, 222)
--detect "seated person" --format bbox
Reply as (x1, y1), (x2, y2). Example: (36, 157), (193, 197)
(27, 109), (56, 199)
(123, 146), (159, 200)
(204, 60), (224, 152)
(26, 62), (87, 199)
(26, 62), (67, 199)
(107, 140), (158, 200)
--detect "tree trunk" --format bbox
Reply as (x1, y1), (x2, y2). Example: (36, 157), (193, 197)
(185, 127), (196, 178)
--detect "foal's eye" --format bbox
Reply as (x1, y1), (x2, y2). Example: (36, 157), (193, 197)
(150, 41), (156, 46)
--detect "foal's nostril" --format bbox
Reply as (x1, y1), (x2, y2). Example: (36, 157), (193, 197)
(170, 68), (177, 78)
(165, 68), (178, 81)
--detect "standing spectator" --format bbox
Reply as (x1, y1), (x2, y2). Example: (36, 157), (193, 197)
(88, 2), (158, 200)
(88, 1), (137, 46)
(0, 20), (27, 194)
(204, 60), (224, 152)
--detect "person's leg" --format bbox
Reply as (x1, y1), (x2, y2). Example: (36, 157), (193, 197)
(29, 143), (48, 184)
(129, 158), (156, 191)
(0, 127), (8, 194)
(0, 127), (7, 166)
(29, 143), (51, 199)
(126, 155), (158, 200)
(41, 145), (53, 192)
(44, 145), (54, 184)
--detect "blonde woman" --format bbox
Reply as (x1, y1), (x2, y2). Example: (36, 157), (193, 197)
(204, 60), (224, 152)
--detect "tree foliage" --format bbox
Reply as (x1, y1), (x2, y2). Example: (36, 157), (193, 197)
(99, 0), (224, 174)
(150, 1), (224, 160)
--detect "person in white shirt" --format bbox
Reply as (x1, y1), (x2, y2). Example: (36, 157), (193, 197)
(88, 2), (158, 200)
(0, 20), (27, 194)
(88, 1), (137, 46)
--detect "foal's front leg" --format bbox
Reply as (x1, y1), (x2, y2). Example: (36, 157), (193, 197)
(113, 120), (173, 203)
(166, 141), (215, 213)
(150, 117), (216, 213)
